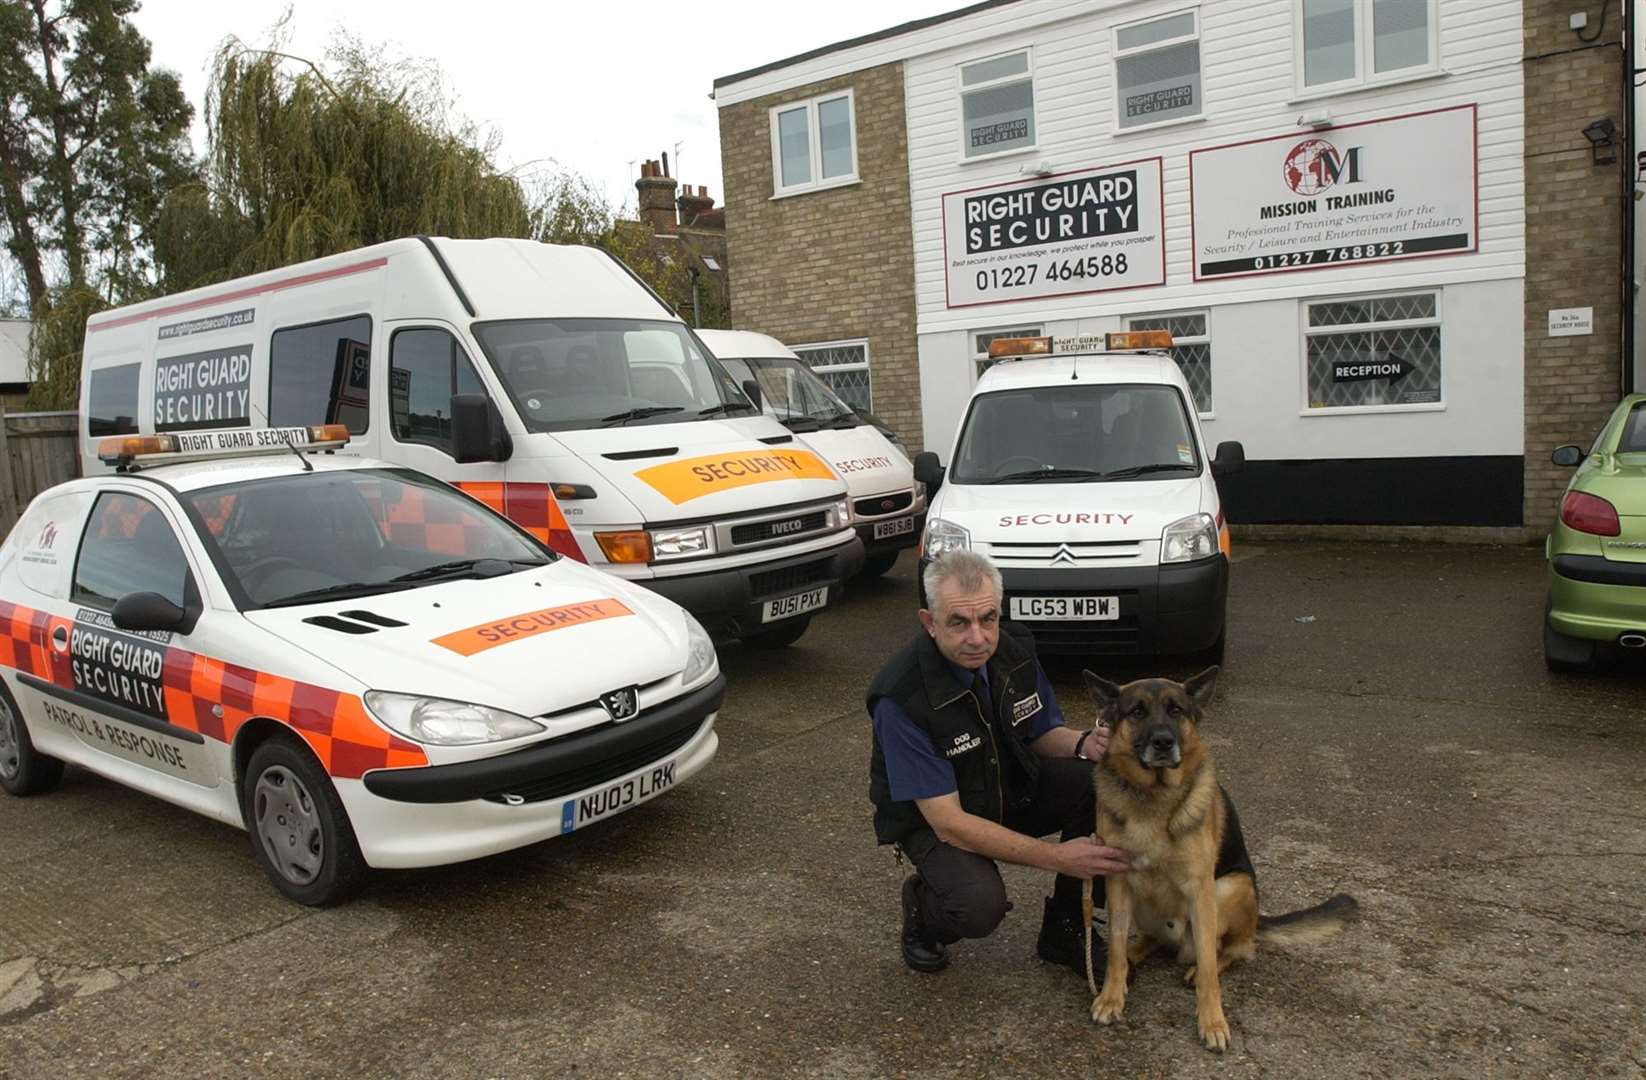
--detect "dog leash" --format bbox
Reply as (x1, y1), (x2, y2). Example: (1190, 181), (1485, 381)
(1082, 716), (1112, 998)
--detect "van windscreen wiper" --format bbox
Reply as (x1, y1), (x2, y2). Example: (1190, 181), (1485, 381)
(1101, 463), (1197, 480)
(988, 467), (1106, 484)
(601, 407), (684, 426)
(696, 402), (759, 418)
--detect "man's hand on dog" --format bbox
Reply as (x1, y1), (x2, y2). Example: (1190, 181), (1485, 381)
(1056, 836), (1131, 878)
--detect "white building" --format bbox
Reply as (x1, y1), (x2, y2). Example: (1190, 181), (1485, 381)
(715, 0), (1631, 534)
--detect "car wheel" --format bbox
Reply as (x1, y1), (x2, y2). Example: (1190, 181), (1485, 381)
(743, 615), (812, 648)
(861, 553), (899, 579)
(1543, 619), (1598, 673)
(241, 736), (369, 906)
(0, 681), (65, 797)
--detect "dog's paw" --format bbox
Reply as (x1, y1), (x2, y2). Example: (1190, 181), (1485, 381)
(1182, 965), (1197, 986)
(1091, 990), (1126, 1024)
(1198, 1011), (1231, 1053)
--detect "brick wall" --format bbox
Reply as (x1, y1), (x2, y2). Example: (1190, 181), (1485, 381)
(1522, 1), (1627, 533)
(718, 63), (923, 449)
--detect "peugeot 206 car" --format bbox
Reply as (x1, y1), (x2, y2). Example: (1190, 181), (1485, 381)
(0, 425), (723, 904)
(1544, 393), (1646, 671)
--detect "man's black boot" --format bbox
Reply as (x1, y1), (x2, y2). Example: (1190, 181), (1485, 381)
(1036, 897), (1106, 977)
(901, 874), (949, 973)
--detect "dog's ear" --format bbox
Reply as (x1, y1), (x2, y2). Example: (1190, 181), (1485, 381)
(1082, 669), (1122, 723)
(1183, 665), (1220, 712)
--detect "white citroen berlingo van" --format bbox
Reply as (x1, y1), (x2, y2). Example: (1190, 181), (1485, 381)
(913, 332), (1244, 662)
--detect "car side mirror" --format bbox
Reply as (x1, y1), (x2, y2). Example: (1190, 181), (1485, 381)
(1211, 441), (1246, 478)
(913, 451), (945, 494)
(1551, 444), (1584, 467)
(452, 394), (511, 464)
(741, 379), (763, 411)
(112, 592), (186, 633)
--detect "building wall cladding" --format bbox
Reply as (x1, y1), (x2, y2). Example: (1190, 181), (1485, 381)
(1521, 1), (1627, 534)
(718, 62), (923, 449)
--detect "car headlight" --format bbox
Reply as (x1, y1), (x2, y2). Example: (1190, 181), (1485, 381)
(922, 517), (970, 557)
(650, 524), (714, 559)
(913, 480), (928, 511)
(1161, 512), (1219, 564)
(832, 497), (851, 527)
(681, 610), (718, 685)
(364, 692), (545, 746)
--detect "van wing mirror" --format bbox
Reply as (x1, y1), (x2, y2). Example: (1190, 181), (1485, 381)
(913, 451), (945, 494)
(1211, 441), (1246, 478)
(741, 379), (763, 411)
(452, 394), (511, 463)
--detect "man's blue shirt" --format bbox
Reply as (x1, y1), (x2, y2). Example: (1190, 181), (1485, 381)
(872, 656), (1064, 802)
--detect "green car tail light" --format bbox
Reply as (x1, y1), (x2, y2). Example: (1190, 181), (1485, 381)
(1560, 490), (1621, 536)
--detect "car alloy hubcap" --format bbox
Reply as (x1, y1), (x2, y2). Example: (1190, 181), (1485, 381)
(0, 701), (19, 781)
(253, 765), (324, 885)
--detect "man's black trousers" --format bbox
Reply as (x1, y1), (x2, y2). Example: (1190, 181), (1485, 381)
(898, 758), (1106, 944)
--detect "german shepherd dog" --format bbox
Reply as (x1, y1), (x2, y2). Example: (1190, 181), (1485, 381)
(1078, 666), (1357, 1052)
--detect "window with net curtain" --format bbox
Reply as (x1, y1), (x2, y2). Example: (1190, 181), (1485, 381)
(1114, 11), (1201, 129)
(960, 51), (1035, 158)
(1304, 292), (1441, 409)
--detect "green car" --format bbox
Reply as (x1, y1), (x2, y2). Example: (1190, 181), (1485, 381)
(1544, 392), (1646, 671)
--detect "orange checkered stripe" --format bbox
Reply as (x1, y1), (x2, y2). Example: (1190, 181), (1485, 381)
(0, 600), (427, 779)
(457, 481), (585, 561)
(374, 484), (499, 557)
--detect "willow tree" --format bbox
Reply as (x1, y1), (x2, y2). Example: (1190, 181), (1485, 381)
(154, 31), (533, 291)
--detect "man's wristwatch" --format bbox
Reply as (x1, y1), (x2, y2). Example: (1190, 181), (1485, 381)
(1074, 729), (1095, 761)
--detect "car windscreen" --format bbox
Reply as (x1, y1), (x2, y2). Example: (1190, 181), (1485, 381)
(718, 356), (857, 426)
(951, 383), (1200, 485)
(1621, 403), (1646, 453)
(472, 318), (755, 432)
(186, 469), (552, 609)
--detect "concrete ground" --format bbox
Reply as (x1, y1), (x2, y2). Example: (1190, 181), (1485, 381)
(1, 542), (1643, 1079)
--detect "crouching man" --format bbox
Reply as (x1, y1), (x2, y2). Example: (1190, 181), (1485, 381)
(867, 550), (1129, 974)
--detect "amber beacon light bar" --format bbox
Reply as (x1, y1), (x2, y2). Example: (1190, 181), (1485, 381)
(986, 330), (1174, 360)
(98, 424), (352, 469)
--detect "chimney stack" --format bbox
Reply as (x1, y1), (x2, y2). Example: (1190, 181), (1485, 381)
(635, 157), (678, 234)
(676, 183), (716, 228)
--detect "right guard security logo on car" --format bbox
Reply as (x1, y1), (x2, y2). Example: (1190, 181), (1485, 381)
(634, 449), (836, 504)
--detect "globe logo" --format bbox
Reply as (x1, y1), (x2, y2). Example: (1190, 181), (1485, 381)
(1284, 138), (1345, 196)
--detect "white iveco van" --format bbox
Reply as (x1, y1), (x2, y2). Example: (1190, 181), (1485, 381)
(77, 238), (863, 645)
(913, 332), (1245, 662)
(697, 330), (924, 578)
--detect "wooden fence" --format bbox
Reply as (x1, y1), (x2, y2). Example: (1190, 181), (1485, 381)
(0, 411), (79, 537)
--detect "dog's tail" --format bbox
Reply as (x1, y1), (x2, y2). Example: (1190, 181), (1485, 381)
(1257, 893), (1359, 946)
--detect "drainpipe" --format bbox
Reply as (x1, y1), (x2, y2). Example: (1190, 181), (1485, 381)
(1626, 0), (1638, 393)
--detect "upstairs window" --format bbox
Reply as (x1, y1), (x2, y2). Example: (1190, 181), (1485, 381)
(959, 50), (1036, 159)
(1114, 11), (1202, 130)
(1297, 0), (1437, 93)
(770, 89), (858, 197)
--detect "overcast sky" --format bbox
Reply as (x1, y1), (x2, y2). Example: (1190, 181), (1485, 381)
(130, 0), (962, 216)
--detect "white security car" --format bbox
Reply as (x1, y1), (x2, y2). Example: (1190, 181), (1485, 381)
(0, 426), (722, 905)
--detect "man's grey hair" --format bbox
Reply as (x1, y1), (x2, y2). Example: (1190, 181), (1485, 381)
(922, 550), (1004, 615)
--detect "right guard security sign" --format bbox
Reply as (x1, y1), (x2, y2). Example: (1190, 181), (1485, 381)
(941, 158), (1165, 308)
(154, 345), (252, 432)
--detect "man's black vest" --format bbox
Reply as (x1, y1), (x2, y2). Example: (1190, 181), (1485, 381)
(865, 623), (1048, 847)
